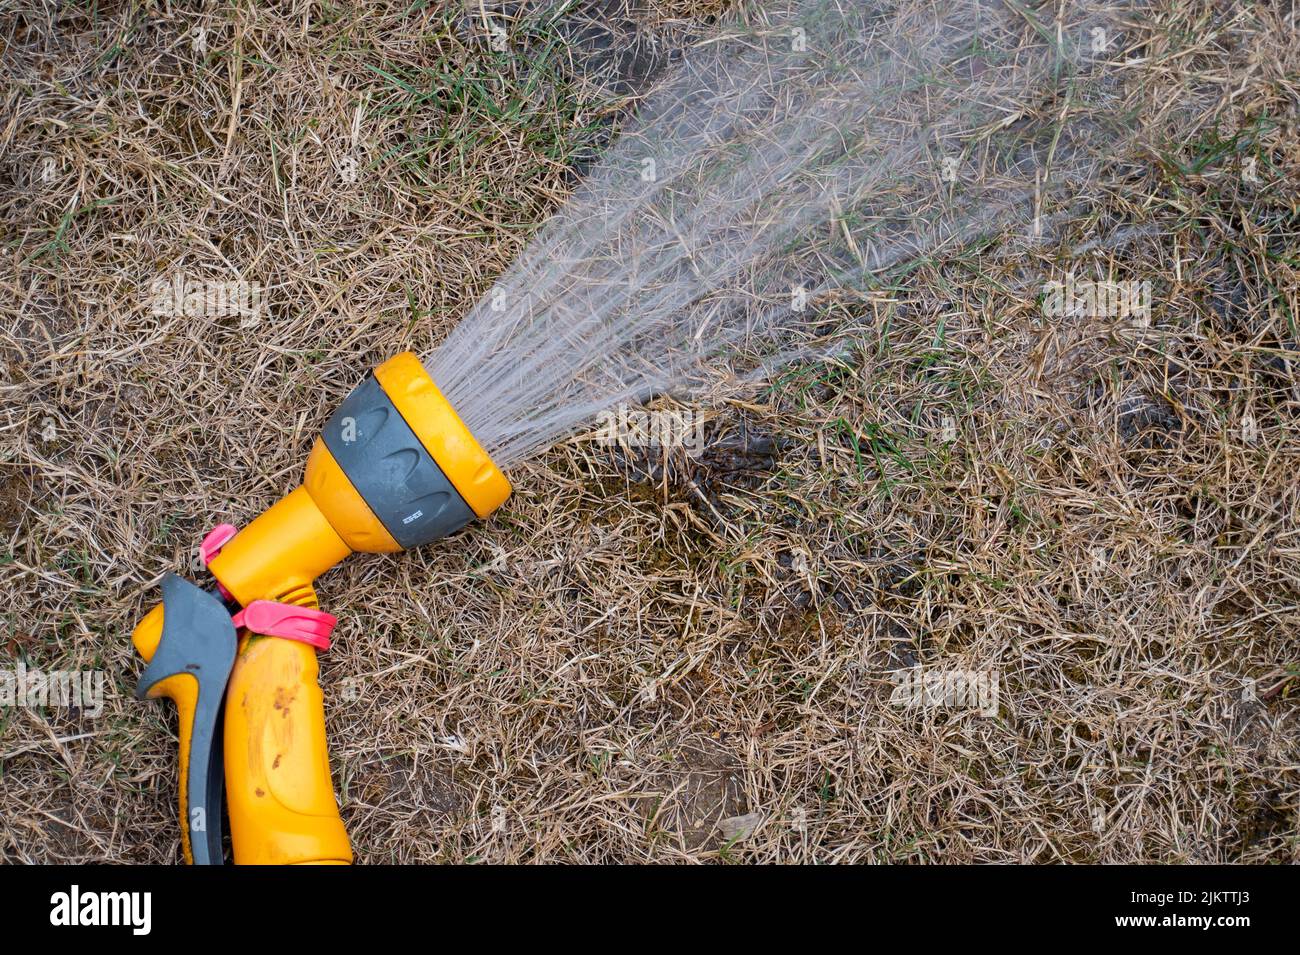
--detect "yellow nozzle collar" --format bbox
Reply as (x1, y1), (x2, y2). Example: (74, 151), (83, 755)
(374, 352), (511, 519)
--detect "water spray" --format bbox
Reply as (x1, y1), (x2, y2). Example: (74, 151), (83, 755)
(131, 0), (1137, 862)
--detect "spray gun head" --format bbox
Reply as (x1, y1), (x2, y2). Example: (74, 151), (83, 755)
(310, 350), (511, 552)
(339, 352), (508, 536)
(200, 351), (511, 608)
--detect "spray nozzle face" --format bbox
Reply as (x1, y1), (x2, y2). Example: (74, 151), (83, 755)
(309, 352), (511, 552)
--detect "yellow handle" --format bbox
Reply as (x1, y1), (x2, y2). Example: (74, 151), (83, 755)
(131, 602), (216, 865)
(224, 621), (352, 865)
(134, 493), (355, 865)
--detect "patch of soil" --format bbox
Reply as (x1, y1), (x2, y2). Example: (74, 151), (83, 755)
(638, 739), (744, 850)
(609, 415), (788, 517)
(1117, 391), (1182, 449)
(351, 753), (466, 819)
(0, 470), (36, 534)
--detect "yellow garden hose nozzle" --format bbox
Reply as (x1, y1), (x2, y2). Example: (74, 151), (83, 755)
(131, 352), (511, 864)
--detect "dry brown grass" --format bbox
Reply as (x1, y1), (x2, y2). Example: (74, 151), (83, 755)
(1, 0), (1297, 863)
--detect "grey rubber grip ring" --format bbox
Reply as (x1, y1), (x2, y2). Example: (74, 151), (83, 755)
(322, 374), (475, 548)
